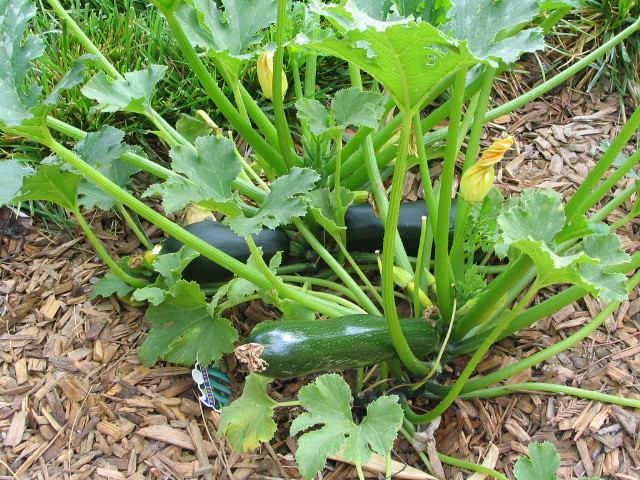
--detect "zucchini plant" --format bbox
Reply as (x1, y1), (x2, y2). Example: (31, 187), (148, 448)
(1, 0), (639, 478)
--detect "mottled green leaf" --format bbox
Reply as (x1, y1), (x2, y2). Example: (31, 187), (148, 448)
(291, 374), (402, 479)
(0, 159), (33, 205)
(513, 441), (560, 480)
(445, 0), (545, 65)
(225, 167), (320, 236)
(16, 163), (81, 210)
(0, 0), (44, 127)
(81, 65), (167, 114)
(139, 280), (237, 365)
(73, 126), (141, 209)
(91, 270), (136, 300)
(144, 135), (242, 215)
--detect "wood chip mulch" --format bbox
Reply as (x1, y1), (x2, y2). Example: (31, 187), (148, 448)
(1, 85), (639, 479)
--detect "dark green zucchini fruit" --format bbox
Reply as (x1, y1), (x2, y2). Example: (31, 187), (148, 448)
(236, 314), (439, 379)
(160, 221), (290, 283)
(344, 200), (457, 255)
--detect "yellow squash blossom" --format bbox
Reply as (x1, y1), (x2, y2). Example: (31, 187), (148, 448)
(257, 50), (288, 100)
(460, 137), (513, 203)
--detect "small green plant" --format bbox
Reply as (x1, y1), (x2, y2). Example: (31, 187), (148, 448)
(514, 442), (602, 480)
(1, 0), (639, 478)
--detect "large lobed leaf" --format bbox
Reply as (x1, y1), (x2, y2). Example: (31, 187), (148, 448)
(139, 280), (238, 365)
(144, 135), (242, 215)
(0, 0), (44, 127)
(290, 374), (404, 479)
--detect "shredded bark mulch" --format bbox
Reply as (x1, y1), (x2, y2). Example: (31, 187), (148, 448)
(1, 86), (639, 479)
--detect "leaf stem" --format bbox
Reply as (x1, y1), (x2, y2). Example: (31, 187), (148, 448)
(72, 208), (147, 288)
(434, 69), (467, 322)
(459, 382), (640, 408)
(272, 0), (298, 170)
(405, 282), (541, 424)
(382, 112), (430, 375)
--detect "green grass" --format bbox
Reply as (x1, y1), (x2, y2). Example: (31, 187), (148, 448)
(33, 0), (220, 133)
(554, 1), (640, 115)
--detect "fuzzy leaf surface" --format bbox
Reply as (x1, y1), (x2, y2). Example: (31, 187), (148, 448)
(218, 374), (277, 451)
(300, 8), (477, 111)
(81, 65), (167, 114)
(0, 160), (33, 205)
(513, 441), (559, 480)
(225, 167), (319, 236)
(139, 280), (237, 365)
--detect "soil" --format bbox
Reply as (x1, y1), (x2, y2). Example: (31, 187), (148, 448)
(1, 79), (639, 479)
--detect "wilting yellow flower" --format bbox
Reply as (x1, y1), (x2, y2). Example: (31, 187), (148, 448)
(257, 50), (288, 100)
(460, 137), (513, 203)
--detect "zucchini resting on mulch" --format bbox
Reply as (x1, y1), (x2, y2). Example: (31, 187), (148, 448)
(235, 314), (440, 379)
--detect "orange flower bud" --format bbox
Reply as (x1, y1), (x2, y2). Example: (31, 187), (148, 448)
(257, 50), (288, 100)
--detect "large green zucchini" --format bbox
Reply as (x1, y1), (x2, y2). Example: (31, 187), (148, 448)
(160, 221), (290, 283)
(236, 314), (439, 379)
(344, 200), (457, 255)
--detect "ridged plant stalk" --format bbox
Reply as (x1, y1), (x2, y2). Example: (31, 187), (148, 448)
(24, 125), (353, 317)
(449, 65), (497, 281)
(272, 0), (298, 170)
(151, 0), (288, 175)
(434, 69), (468, 323)
(381, 112), (430, 375)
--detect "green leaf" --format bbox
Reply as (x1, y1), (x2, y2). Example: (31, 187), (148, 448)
(297, 88), (385, 136)
(131, 246), (201, 305)
(16, 163), (81, 210)
(498, 189), (565, 248)
(290, 374), (403, 479)
(81, 65), (167, 114)
(73, 126), (141, 209)
(332, 87), (384, 129)
(578, 233), (631, 302)
(308, 187), (355, 237)
(445, 0), (545, 65)
(175, 115), (212, 143)
(296, 98), (331, 136)
(218, 374), (278, 451)
(144, 135), (242, 215)
(0, 0), (44, 127)
(91, 271), (136, 300)
(278, 298), (316, 321)
(45, 54), (94, 105)
(303, 5), (478, 111)
(139, 280), (237, 365)
(225, 167), (320, 236)
(513, 441), (560, 480)
(0, 159), (33, 205)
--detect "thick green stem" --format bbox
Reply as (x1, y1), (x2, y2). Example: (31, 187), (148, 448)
(568, 146), (640, 220)
(449, 66), (497, 281)
(429, 267), (640, 397)
(406, 282), (540, 424)
(115, 202), (153, 250)
(293, 219), (381, 316)
(157, 4), (288, 175)
(43, 137), (347, 316)
(459, 382), (640, 408)
(382, 113), (430, 375)
(420, 17), (640, 150)
(435, 69), (467, 322)
(272, 0), (298, 170)
(72, 208), (147, 288)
